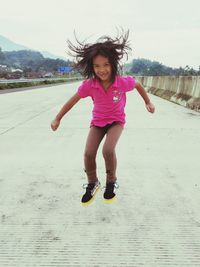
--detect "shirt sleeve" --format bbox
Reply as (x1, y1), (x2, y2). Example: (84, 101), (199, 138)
(123, 76), (137, 92)
(77, 79), (92, 98)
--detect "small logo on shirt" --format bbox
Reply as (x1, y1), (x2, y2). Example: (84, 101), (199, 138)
(112, 90), (122, 103)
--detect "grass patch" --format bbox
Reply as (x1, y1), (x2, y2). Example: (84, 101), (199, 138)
(0, 78), (80, 90)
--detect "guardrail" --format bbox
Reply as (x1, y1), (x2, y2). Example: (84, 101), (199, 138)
(136, 75), (200, 112)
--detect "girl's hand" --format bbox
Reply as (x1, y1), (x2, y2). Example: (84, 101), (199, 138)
(51, 119), (60, 131)
(146, 102), (155, 113)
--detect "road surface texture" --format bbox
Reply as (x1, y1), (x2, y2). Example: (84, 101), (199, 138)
(0, 82), (200, 266)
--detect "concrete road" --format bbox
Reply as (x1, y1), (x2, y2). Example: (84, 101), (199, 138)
(0, 82), (200, 266)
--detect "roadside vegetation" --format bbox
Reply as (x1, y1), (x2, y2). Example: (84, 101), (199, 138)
(0, 78), (81, 90)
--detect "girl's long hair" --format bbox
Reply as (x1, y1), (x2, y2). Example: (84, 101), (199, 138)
(67, 29), (131, 82)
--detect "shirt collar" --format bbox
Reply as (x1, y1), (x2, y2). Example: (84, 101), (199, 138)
(91, 76), (119, 89)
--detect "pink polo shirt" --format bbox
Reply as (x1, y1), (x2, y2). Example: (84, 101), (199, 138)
(77, 75), (136, 127)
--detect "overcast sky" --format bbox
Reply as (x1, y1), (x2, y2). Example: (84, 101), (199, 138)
(0, 0), (199, 69)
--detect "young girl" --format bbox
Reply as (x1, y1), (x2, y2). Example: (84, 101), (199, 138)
(51, 31), (155, 206)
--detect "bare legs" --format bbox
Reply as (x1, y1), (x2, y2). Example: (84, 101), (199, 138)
(84, 123), (123, 183)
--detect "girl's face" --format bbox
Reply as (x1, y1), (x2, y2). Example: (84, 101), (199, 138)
(93, 55), (112, 83)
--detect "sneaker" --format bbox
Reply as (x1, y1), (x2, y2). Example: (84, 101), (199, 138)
(103, 182), (119, 203)
(81, 180), (100, 206)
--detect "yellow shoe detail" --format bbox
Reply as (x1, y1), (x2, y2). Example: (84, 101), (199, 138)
(103, 196), (116, 204)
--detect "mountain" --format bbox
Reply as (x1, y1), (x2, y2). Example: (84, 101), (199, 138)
(0, 35), (65, 60)
(41, 50), (67, 61)
(0, 35), (29, 51)
(0, 49), (72, 74)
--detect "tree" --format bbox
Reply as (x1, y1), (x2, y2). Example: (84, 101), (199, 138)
(127, 58), (199, 76)
(130, 58), (165, 76)
(0, 47), (6, 63)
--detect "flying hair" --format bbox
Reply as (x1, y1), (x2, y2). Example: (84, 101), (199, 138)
(67, 29), (132, 81)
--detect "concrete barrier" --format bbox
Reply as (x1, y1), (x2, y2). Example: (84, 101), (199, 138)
(136, 76), (200, 112)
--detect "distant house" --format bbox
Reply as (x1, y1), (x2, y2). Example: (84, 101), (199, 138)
(0, 64), (8, 71)
(11, 68), (23, 73)
(9, 68), (23, 79)
(43, 72), (53, 78)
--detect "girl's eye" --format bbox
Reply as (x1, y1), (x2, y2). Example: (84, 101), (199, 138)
(93, 64), (110, 68)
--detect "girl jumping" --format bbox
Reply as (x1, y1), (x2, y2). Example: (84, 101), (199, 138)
(51, 30), (155, 206)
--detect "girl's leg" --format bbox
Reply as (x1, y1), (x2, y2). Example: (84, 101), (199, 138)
(84, 126), (106, 183)
(102, 123), (123, 183)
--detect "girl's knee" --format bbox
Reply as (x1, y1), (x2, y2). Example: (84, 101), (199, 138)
(84, 150), (96, 160)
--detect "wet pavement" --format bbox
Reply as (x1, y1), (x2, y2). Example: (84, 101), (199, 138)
(0, 82), (200, 266)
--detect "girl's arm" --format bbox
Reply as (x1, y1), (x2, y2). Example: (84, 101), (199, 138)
(135, 82), (155, 113)
(51, 93), (81, 131)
